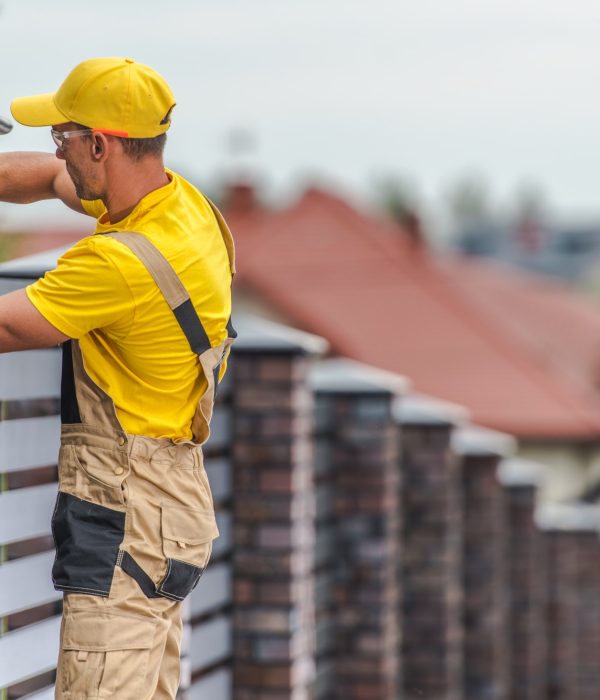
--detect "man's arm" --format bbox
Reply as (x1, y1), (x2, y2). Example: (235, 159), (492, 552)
(0, 288), (70, 352)
(0, 152), (85, 213)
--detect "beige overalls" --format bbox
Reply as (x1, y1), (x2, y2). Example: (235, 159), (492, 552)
(51, 202), (235, 700)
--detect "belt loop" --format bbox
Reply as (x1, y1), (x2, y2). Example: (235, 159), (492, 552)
(127, 434), (136, 457)
(192, 447), (200, 469)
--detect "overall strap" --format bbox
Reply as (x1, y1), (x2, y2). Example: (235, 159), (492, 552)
(106, 196), (236, 353)
(107, 230), (213, 355)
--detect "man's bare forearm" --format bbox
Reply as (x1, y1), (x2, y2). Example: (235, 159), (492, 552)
(0, 151), (64, 203)
(0, 151), (85, 213)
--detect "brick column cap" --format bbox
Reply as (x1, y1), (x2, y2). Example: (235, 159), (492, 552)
(232, 312), (329, 356)
(497, 456), (544, 487)
(309, 357), (410, 396)
(452, 424), (516, 458)
(536, 502), (600, 532)
(394, 391), (469, 427)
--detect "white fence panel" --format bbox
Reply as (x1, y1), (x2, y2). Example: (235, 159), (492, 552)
(206, 457), (231, 502)
(22, 686), (55, 700)
(0, 416), (60, 473)
(190, 562), (231, 618)
(0, 550), (58, 617)
(0, 482), (56, 544)
(189, 668), (231, 700)
(190, 615), (231, 670)
(0, 350), (61, 400)
(207, 407), (231, 451)
(0, 616), (60, 688)
(213, 510), (231, 558)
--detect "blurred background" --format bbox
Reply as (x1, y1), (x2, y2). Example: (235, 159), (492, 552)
(3, 1), (600, 699)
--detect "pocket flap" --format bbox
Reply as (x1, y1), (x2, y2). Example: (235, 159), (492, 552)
(70, 443), (129, 490)
(62, 609), (156, 651)
(161, 503), (219, 545)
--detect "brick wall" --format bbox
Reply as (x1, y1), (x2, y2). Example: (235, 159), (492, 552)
(497, 458), (546, 700)
(537, 504), (600, 700)
(453, 428), (514, 700)
(397, 396), (466, 700)
(311, 359), (405, 700)
(230, 319), (326, 700)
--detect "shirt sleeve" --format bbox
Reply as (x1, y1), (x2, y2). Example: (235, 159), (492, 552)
(25, 236), (135, 339)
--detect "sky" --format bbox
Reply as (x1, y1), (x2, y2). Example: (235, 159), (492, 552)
(1, 0), (600, 235)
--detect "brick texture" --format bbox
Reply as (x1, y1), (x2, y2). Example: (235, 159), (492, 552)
(314, 392), (401, 700)
(504, 483), (547, 700)
(461, 454), (509, 700)
(400, 423), (463, 700)
(231, 353), (317, 700)
(544, 526), (600, 700)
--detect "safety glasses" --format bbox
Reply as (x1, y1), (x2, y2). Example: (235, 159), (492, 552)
(50, 128), (94, 148)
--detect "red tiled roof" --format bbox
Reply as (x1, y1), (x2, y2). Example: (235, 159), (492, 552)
(225, 186), (600, 439)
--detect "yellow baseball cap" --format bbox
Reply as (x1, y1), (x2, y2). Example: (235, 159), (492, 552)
(10, 57), (176, 138)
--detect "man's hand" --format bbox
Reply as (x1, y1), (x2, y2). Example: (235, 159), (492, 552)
(0, 288), (70, 352)
(0, 151), (85, 213)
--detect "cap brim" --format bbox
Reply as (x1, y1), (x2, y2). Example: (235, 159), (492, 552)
(10, 93), (68, 127)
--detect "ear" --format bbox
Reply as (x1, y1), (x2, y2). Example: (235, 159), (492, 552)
(91, 132), (110, 161)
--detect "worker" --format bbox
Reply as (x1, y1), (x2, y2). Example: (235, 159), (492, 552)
(0, 56), (236, 699)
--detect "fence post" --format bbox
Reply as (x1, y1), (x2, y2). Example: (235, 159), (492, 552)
(230, 316), (327, 700)
(453, 426), (515, 700)
(396, 395), (467, 700)
(497, 457), (546, 700)
(537, 503), (600, 700)
(311, 359), (407, 699)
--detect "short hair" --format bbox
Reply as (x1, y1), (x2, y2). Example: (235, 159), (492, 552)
(119, 133), (167, 161)
(75, 123), (166, 160)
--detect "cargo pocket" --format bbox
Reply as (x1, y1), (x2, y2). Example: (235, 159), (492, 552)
(157, 502), (219, 601)
(60, 608), (155, 700)
(51, 491), (125, 596)
(68, 443), (129, 508)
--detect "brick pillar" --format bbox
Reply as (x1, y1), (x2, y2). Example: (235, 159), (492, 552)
(311, 359), (406, 700)
(230, 318), (327, 700)
(537, 504), (600, 700)
(453, 427), (514, 700)
(497, 458), (546, 700)
(397, 395), (465, 700)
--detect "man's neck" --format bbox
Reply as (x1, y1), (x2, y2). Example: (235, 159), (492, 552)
(103, 160), (170, 224)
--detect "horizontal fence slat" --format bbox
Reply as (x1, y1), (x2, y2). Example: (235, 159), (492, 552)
(190, 562), (231, 619)
(206, 407), (231, 451)
(0, 483), (56, 545)
(0, 550), (59, 617)
(0, 416), (60, 473)
(189, 668), (231, 700)
(205, 458), (231, 503)
(0, 616), (60, 689)
(22, 686), (55, 700)
(0, 350), (60, 401)
(213, 510), (230, 559)
(190, 615), (231, 672)
(0, 280), (31, 295)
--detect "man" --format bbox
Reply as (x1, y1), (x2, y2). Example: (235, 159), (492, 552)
(0, 57), (236, 699)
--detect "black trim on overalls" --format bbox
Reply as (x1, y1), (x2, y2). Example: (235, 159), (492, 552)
(172, 299), (212, 355)
(60, 341), (82, 424)
(51, 492), (125, 596)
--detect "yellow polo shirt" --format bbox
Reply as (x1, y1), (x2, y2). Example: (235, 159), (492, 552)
(26, 169), (233, 439)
